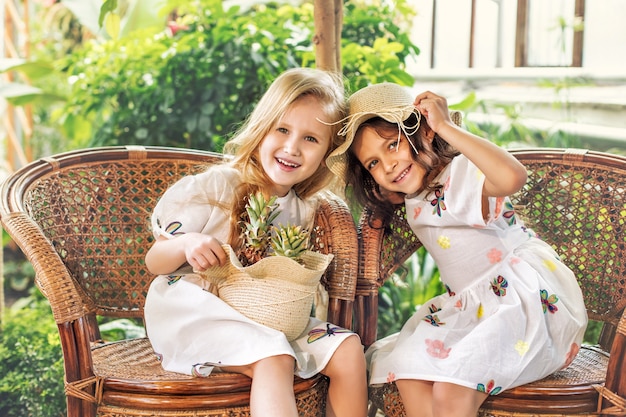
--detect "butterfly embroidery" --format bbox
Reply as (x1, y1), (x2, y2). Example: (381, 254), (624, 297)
(477, 379), (502, 395)
(423, 314), (445, 327)
(540, 289), (559, 314)
(503, 201), (516, 226)
(491, 275), (508, 296)
(430, 189), (446, 217)
(164, 221), (184, 236)
(445, 284), (455, 297)
(307, 323), (352, 343)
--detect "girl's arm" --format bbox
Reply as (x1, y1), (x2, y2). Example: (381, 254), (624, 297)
(414, 91), (527, 198)
(145, 233), (227, 275)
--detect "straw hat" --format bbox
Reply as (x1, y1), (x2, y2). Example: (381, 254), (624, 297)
(326, 82), (462, 180)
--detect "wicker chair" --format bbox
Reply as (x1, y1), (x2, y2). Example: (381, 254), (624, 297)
(356, 148), (626, 417)
(0, 145), (359, 417)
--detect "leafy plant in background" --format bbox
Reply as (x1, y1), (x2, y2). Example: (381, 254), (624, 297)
(0, 288), (65, 417)
(377, 247), (444, 338)
(1, 0), (420, 155)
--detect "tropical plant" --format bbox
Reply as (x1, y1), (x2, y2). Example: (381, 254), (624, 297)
(0, 288), (66, 417)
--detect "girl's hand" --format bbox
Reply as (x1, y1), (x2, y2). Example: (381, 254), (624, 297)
(182, 233), (227, 272)
(413, 91), (454, 134)
(145, 232), (227, 275)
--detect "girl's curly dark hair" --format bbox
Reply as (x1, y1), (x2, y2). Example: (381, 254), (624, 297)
(344, 113), (459, 229)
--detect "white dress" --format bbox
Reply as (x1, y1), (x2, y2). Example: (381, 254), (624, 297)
(144, 164), (357, 378)
(366, 155), (588, 394)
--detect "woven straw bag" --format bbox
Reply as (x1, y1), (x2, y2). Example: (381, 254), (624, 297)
(200, 245), (333, 341)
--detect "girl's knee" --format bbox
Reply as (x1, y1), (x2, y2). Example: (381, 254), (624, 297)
(323, 336), (366, 377)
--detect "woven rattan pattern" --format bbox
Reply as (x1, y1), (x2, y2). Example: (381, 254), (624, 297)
(22, 159), (213, 318)
(358, 148), (626, 416)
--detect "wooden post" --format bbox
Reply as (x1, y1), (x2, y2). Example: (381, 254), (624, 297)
(313, 0), (343, 73)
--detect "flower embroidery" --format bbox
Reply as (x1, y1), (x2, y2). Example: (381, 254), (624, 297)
(477, 379), (502, 395)
(487, 248), (502, 264)
(540, 289), (559, 314)
(387, 372), (396, 383)
(425, 339), (451, 359)
(491, 275), (508, 296)
(431, 188), (446, 217)
(437, 235), (451, 249)
(563, 343), (580, 369)
(542, 259), (557, 272)
(515, 340), (529, 356)
(476, 303), (484, 318)
(494, 197), (504, 217)
(413, 207), (422, 220)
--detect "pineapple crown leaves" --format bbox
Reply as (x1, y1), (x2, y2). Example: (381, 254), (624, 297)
(270, 224), (310, 260)
(238, 192), (312, 264)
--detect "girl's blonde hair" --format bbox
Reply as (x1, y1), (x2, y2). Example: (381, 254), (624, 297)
(222, 67), (347, 247)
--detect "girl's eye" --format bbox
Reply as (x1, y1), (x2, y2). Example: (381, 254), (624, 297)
(367, 160), (379, 170)
(304, 136), (319, 143)
(277, 127), (288, 134)
(388, 140), (399, 151)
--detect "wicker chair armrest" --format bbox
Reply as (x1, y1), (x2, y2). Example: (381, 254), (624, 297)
(1, 211), (94, 324)
(312, 191), (358, 329)
(598, 308), (626, 413)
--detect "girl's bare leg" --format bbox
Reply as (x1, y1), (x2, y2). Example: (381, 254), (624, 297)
(223, 354), (298, 417)
(321, 336), (368, 417)
(432, 382), (487, 417)
(397, 379), (488, 417)
(396, 379), (434, 417)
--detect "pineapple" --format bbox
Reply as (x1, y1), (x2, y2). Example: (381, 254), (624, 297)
(239, 192), (280, 266)
(271, 224), (310, 261)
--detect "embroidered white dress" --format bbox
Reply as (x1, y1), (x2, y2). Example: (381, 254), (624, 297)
(144, 164), (356, 377)
(366, 155), (587, 394)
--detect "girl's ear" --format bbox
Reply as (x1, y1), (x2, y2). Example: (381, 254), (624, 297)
(422, 123), (436, 143)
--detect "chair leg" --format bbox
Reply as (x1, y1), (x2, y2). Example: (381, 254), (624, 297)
(368, 402), (381, 417)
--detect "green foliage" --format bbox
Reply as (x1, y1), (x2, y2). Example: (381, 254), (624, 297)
(0, 288), (66, 417)
(2, 0), (420, 155)
(377, 247), (445, 338)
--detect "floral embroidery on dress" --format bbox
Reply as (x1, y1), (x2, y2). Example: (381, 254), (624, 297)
(476, 303), (484, 318)
(437, 235), (451, 249)
(491, 275), (508, 296)
(413, 207), (422, 220)
(425, 339), (451, 359)
(487, 248), (502, 264)
(540, 289), (559, 314)
(542, 258), (557, 272)
(387, 372), (396, 383)
(477, 379), (502, 395)
(515, 340), (530, 356)
(494, 197), (504, 218)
